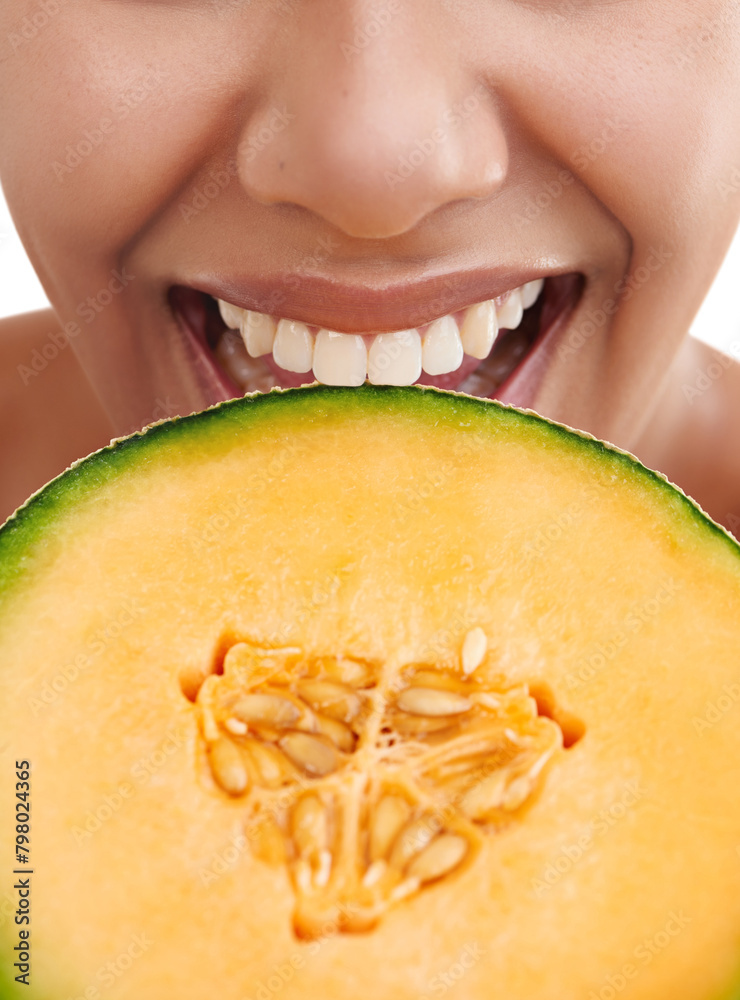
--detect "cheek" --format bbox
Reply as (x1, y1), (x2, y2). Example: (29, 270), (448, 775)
(488, 3), (740, 250)
(0, 5), (254, 262)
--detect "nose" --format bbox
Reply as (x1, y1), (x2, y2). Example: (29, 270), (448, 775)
(237, 2), (508, 240)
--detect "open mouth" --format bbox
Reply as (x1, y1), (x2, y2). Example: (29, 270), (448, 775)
(169, 273), (583, 399)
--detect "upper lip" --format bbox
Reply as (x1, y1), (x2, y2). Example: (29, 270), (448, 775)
(183, 265), (576, 334)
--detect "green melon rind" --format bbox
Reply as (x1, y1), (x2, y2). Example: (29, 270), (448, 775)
(0, 383), (738, 602)
(722, 977), (740, 1000)
(0, 964), (25, 1000)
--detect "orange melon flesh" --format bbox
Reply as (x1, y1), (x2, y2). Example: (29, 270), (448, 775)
(1, 383), (740, 1000)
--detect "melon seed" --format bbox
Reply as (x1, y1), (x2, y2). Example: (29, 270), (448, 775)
(474, 692), (502, 712)
(369, 795), (412, 862)
(291, 794), (328, 857)
(297, 679), (361, 722)
(332, 656), (374, 688)
(224, 717), (248, 736)
(362, 859), (388, 888)
(390, 877), (421, 902)
(460, 770), (510, 819)
(208, 737), (249, 797)
(461, 627), (488, 676)
(201, 705), (221, 744)
(391, 714), (458, 736)
(392, 715), (457, 737)
(314, 713), (357, 753)
(232, 694), (301, 726)
(279, 732), (340, 776)
(294, 858), (314, 896)
(314, 849), (332, 887)
(397, 686), (472, 717)
(389, 816), (437, 870)
(407, 669), (459, 689)
(244, 740), (288, 787)
(502, 775), (533, 811)
(407, 833), (468, 883)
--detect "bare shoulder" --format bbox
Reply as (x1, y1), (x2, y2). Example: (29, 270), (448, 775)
(634, 335), (740, 534)
(0, 309), (113, 523)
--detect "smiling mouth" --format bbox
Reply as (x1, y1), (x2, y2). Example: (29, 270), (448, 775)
(169, 273), (584, 399)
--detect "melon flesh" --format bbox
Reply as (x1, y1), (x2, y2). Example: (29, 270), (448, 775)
(1, 384), (740, 1000)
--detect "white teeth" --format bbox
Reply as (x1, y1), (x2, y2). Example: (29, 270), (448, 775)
(367, 329), (422, 386)
(214, 329), (257, 384)
(313, 330), (367, 387)
(215, 330), (280, 392)
(218, 299), (243, 330)
(421, 315), (464, 376)
(521, 278), (545, 310)
(497, 288), (524, 330)
(272, 319), (314, 373)
(459, 300), (498, 360)
(241, 310), (276, 357)
(215, 277), (546, 388)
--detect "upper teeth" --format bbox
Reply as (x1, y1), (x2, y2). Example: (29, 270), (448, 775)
(422, 314), (464, 375)
(459, 300), (497, 360)
(314, 330), (366, 387)
(216, 278), (544, 387)
(273, 318), (314, 373)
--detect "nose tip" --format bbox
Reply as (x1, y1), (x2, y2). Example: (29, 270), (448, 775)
(236, 12), (508, 239)
(239, 88), (508, 239)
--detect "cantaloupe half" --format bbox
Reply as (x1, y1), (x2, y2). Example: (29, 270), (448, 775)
(1, 384), (740, 1000)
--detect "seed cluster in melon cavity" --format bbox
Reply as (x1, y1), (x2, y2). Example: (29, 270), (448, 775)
(188, 630), (572, 938)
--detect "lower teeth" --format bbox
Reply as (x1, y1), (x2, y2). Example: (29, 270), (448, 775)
(214, 330), (280, 393)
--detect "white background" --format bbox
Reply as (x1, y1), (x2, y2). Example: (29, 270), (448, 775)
(1, 185), (739, 353)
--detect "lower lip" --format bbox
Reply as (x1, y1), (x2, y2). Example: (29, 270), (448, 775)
(168, 273), (584, 405)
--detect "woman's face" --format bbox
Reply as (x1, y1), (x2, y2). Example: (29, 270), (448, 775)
(1, 0), (739, 444)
